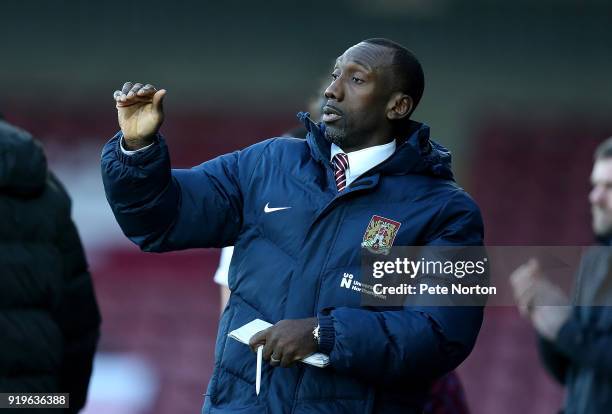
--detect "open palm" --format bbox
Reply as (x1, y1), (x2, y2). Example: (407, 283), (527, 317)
(118, 99), (161, 140)
(114, 82), (166, 148)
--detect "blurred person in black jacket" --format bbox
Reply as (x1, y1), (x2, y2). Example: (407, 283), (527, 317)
(0, 116), (101, 413)
(511, 136), (612, 414)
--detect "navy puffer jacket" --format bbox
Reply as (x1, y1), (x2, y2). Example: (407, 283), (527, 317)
(101, 115), (484, 414)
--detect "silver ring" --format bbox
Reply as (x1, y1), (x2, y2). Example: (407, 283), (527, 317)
(270, 355), (280, 363)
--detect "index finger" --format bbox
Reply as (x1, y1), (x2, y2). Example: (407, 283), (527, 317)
(510, 259), (538, 284)
(249, 328), (271, 351)
(121, 82), (134, 94)
(137, 83), (156, 93)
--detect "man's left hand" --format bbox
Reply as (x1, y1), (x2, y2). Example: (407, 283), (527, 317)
(249, 317), (318, 368)
(510, 259), (571, 341)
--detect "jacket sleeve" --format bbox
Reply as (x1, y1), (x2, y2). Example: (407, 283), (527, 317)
(549, 310), (612, 377)
(542, 248), (612, 378)
(537, 336), (569, 384)
(51, 174), (101, 413)
(318, 191), (484, 384)
(101, 132), (268, 252)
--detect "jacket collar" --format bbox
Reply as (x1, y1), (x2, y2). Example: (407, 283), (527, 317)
(298, 112), (454, 181)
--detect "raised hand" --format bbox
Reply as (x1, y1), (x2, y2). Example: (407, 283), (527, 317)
(510, 258), (570, 340)
(113, 82), (166, 150)
(510, 258), (541, 316)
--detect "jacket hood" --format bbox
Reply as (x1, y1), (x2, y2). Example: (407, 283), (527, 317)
(298, 112), (454, 181)
(0, 120), (47, 196)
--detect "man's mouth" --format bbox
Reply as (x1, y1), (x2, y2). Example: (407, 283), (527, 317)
(322, 105), (343, 123)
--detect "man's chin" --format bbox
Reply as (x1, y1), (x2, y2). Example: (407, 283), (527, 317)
(324, 126), (346, 147)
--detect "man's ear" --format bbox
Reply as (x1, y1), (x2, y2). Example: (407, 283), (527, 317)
(386, 93), (413, 121)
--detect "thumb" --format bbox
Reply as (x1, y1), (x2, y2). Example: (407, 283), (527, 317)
(152, 89), (167, 112)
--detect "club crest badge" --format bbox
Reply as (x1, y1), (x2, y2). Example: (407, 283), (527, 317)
(361, 215), (401, 255)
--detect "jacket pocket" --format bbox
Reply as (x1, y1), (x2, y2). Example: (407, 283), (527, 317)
(212, 295), (271, 410)
(207, 304), (235, 405)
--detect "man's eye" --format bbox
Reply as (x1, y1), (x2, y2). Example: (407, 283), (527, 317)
(331, 73), (339, 80)
(352, 77), (364, 84)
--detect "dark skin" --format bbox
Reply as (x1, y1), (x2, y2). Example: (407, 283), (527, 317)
(112, 41), (415, 368)
(249, 317), (318, 368)
(322, 41), (413, 152)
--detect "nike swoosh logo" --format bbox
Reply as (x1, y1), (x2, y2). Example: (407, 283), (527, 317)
(264, 202), (292, 213)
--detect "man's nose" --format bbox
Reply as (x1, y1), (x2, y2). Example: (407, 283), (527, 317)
(324, 78), (343, 101)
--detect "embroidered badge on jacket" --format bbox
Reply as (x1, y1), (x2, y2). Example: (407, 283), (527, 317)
(361, 215), (401, 255)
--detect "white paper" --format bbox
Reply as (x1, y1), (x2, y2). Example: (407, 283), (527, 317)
(228, 319), (330, 368)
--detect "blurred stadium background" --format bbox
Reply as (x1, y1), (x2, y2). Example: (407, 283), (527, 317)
(2, 1), (612, 413)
